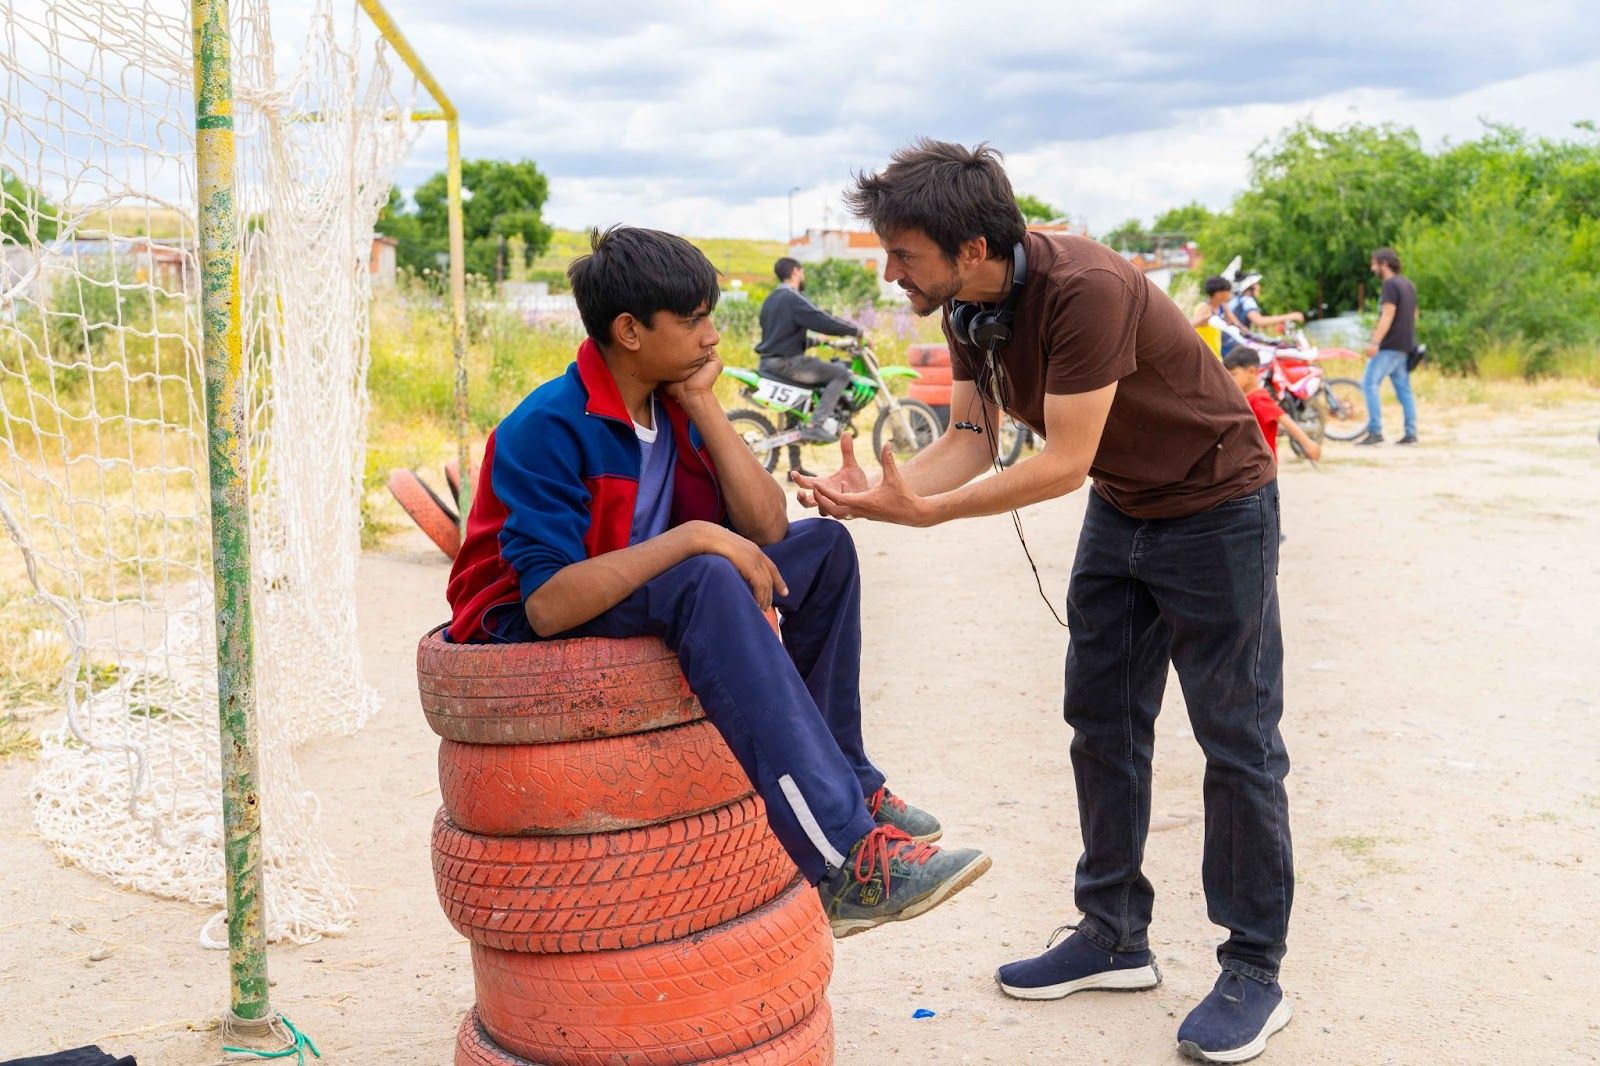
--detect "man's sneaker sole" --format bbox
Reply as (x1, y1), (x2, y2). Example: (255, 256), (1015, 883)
(1178, 997), (1292, 1063)
(997, 961), (1161, 1001)
(828, 852), (990, 939)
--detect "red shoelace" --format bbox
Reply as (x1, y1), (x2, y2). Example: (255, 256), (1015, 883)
(852, 824), (938, 895)
(866, 786), (907, 817)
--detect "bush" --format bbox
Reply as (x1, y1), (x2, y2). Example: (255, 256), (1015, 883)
(1401, 173), (1600, 374)
(803, 259), (879, 315)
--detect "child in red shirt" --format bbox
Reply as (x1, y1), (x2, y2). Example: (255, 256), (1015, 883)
(1223, 349), (1322, 462)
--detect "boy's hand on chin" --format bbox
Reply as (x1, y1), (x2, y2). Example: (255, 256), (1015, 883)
(665, 355), (723, 404)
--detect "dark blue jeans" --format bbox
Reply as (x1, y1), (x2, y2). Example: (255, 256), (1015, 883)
(524, 518), (881, 883)
(1064, 483), (1293, 981)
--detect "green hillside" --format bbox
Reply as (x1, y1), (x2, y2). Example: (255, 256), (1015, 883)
(531, 228), (787, 287)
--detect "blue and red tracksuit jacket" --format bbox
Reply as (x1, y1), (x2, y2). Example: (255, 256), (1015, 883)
(445, 338), (727, 643)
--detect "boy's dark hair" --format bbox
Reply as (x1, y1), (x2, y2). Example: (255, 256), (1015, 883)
(567, 225), (721, 345)
(844, 138), (1026, 262)
(1204, 275), (1234, 297)
(1223, 348), (1260, 372)
(1371, 246), (1402, 273)
(774, 256), (802, 281)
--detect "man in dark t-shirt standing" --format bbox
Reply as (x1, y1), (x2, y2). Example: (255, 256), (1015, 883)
(1358, 246), (1419, 445)
(795, 141), (1294, 1064)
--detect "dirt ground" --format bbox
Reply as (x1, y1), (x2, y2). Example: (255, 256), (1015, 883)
(4, 396), (1599, 1065)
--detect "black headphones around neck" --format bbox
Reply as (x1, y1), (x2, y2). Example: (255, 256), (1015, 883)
(947, 241), (1028, 351)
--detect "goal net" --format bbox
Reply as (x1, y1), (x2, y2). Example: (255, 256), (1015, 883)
(1, 0), (422, 943)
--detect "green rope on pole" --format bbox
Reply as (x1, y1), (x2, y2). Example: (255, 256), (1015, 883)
(222, 1014), (321, 1064)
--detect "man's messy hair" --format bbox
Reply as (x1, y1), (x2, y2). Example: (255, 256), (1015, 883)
(568, 225), (721, 345)
(844, 138), (1025, 262)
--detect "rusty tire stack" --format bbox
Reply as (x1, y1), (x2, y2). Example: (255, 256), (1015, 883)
(905, 343), (952, 428)
(418, 624), (835, 1066)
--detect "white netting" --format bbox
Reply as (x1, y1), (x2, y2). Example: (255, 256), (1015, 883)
(0, 0), (422, 943)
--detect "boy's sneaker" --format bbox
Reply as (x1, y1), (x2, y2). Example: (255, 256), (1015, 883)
(1397, 434), (1418, 444)
(995, 925), (1161, 1000)
(867, 785), (941, 842)
(1177, 969), (1292, 1063)
(816, 825), (989, 939)
(1354, 431), (1384, 446)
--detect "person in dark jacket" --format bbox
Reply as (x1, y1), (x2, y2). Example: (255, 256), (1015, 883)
(755, 257), (863, 442)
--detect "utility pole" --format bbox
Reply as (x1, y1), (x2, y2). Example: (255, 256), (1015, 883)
(787, 185), (801, 241)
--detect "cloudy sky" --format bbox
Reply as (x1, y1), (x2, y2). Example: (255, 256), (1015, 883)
(347, 2), (1596, 237)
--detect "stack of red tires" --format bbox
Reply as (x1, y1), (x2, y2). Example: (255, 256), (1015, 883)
(906, 343), (952, 427)
(417, 625), (836, 1065)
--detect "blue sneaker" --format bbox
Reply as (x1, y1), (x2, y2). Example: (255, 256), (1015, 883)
(1177, 969), (1293, 1063)
(995, 925), (1161, 1001)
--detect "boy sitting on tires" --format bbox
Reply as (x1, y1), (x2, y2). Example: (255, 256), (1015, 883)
(444, 225), (990, 937)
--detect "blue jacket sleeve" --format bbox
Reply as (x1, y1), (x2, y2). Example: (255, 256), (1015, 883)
(492, 413), (591, 603)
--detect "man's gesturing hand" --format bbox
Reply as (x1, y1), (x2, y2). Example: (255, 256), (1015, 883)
(687, 521), (788, 609)
(805, 443), (935, 527)
(791, 432), (869, 516)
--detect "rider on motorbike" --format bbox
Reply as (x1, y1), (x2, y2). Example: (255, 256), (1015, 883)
(755, 257), (864, 442)
(1230, 272), (1305, 334)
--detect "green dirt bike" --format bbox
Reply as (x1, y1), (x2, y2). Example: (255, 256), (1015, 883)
(721, 339), (943, 473)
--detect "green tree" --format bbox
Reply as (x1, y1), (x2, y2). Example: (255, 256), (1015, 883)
(1402, 170), (1599, 373)
(374, 184), (424, 266)
(1194, 122), (1432, 312)
(803, 258), (878, 314)
(1152, 201), (1213, 237)
(2, 169), (60, 244)
(1015, 193), (1061, 223)
(1102, 218), (1152, 252)
(380, 159), (554, 278)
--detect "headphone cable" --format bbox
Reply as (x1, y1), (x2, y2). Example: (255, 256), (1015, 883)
(975, 344), (1068, 629)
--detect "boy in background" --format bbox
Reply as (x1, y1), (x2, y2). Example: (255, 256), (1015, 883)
(445, 225), (990, 937)
(1223, 348), (1321, 462)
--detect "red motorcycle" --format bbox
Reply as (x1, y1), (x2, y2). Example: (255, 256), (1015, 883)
(1244, 330), (1366, 457)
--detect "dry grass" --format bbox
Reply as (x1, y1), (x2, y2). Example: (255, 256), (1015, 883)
(1, 281), (1592, 761)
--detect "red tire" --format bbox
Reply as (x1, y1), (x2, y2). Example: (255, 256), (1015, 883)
(912, 364), (953, 386)
(456, 1000), (834, 1066)
(432, 797), (794, 953)
(472, 878), (831, 1066)
(438, 719), (752, 836)
(387, 468), (461, 559)
(905, 343), (950, 368)
(445, 458), (462, 500)
(418, 626), (702, 744)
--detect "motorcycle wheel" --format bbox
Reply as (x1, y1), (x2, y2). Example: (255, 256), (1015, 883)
(996, 418), (1028, 468)
(872, 399), (941, 461)
(1322, 378), (1367, 441)
(727, 409), (780, 473)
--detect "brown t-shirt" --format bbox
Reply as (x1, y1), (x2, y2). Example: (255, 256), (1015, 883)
(944, 232), (1273, 519)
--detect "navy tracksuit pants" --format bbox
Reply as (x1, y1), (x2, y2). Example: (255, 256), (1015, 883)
(555, 518), (881, 883)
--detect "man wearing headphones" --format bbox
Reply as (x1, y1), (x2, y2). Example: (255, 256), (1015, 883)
(794, 140), (1293, 1064)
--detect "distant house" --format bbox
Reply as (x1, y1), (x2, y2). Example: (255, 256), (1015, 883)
(369, 234), (397, 288)
(787, 228), (898, 301)
(788, 221), (1094, 302)
(0, 237), (196, 306)
(1124, 239), (1199, 295)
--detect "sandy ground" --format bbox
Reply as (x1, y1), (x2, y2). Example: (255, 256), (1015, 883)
(4, 396), (1599, 1065)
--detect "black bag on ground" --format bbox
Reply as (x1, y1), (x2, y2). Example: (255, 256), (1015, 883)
(0, 1048), (135, 1066)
